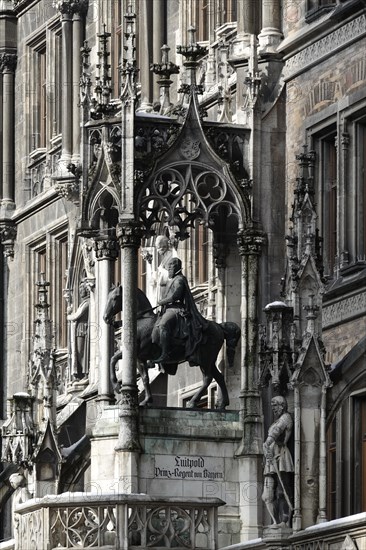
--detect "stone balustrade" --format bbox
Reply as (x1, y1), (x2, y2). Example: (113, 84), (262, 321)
(13, 493), (223, 550)
(220, 512), (366, 550)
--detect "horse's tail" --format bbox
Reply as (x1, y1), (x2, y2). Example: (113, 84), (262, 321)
(220, 322), (241, 368)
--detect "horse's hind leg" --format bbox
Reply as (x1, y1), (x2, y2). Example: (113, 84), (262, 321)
(186, 369), (213, 408)
(212, 364), (229, 410)
(138, 361), (153, 407)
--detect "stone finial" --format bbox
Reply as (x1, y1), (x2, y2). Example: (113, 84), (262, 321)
(177, 26), (207, 94)
(91, 25), (114, 119)
(150, 45), (180, 114)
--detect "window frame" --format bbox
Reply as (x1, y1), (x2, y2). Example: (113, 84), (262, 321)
(311, 123), (338, 276)
(305, 0), (336, 22)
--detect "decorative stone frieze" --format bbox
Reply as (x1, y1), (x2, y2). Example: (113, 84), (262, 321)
(323, 291), (366, 328)
(284, 15), (366, 80)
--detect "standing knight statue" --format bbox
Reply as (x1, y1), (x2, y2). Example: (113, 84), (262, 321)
(262, 396), (294, 527)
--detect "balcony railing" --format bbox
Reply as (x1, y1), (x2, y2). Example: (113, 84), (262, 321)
(14, 493), (223, 550)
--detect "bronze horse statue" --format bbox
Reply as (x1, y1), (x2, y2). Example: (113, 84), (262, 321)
(103, 284), (241, 410)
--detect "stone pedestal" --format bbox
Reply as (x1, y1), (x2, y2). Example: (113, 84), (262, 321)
(263, 525), (292, 548)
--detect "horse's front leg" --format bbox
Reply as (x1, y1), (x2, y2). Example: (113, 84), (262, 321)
(138, 360), (153, 407)
(186, 369), (213, 408)
(212, 364), (229, 410)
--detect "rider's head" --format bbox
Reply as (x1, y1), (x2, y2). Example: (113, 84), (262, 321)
(167, 257), (182, 278)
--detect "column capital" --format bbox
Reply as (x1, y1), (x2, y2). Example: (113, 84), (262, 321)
(0, 52), (17, 73)
(237, 228), (266, 256)
(0, 221), (17, 259)
(56, 0), (73, 18)
(116, 221), (144, 248)
(71, 0), (88, 16)
(94, 238), (119, 261)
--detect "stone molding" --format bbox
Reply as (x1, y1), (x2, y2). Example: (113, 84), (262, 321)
(284, 15), (366, 80)
(322, 290), (366, 328)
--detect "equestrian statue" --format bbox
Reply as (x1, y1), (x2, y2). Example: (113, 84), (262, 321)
(104, 258), (241, 409)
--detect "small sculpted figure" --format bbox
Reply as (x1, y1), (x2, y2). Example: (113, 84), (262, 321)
(68, 279), (90, 380)
(262, 396), (294, 527)
(152, 257), (208, 363)
(155, 235), (176, 303)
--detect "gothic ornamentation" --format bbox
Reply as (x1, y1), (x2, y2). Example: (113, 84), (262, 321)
(213, 242), (228, 269)
(116, 221), (144, 248)
(237, 228), (266, 256)
(94, 238), (119, 261)
(284, 15), (366, 79)
(54, 179), (80, 202)
(180, 138), (200, 160)
(0, 53), (17, 73)
(259, 302), (295, 393)
(1, 393), (35, 466)
(15, 497), (218, 550)
(0, 223), (17, 258)
(90, 26), (116, 119)
(119, 388), (139, 410)
(80, 41), (92, 109)
(120, 5), (138, 105)
(137, 164), (242, 239)
(204, 126), (249, 180)
(150, 44), (180, 115)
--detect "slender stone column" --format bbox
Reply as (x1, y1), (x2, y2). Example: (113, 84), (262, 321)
(138, 0), (152, 111)
(0, 53), (17, 204)
(258, 0), (282, 53)
(237, 0), (255, 36)
(58, 2), (73, 171)
(71, 4), (84, 165)
(317, 385), (328, 524)
(152, 0), (165, 104)
(338, 131), (349, 269)
(292, 382), (302, 531)
(115, 221), (143, 453)
(236, 228), (265, 541)
(94, 238), (119, 404)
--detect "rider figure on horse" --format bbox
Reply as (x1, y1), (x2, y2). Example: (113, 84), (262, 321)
(152, 257), (208, 363)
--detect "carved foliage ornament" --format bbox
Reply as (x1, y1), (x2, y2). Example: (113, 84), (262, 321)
(116, 222), (144, 248)
(0, 53), (17, 73)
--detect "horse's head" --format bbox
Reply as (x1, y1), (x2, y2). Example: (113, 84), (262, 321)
(103, 283), (123, 325)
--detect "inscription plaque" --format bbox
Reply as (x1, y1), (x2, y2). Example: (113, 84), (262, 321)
(154, 455), (225, 481)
